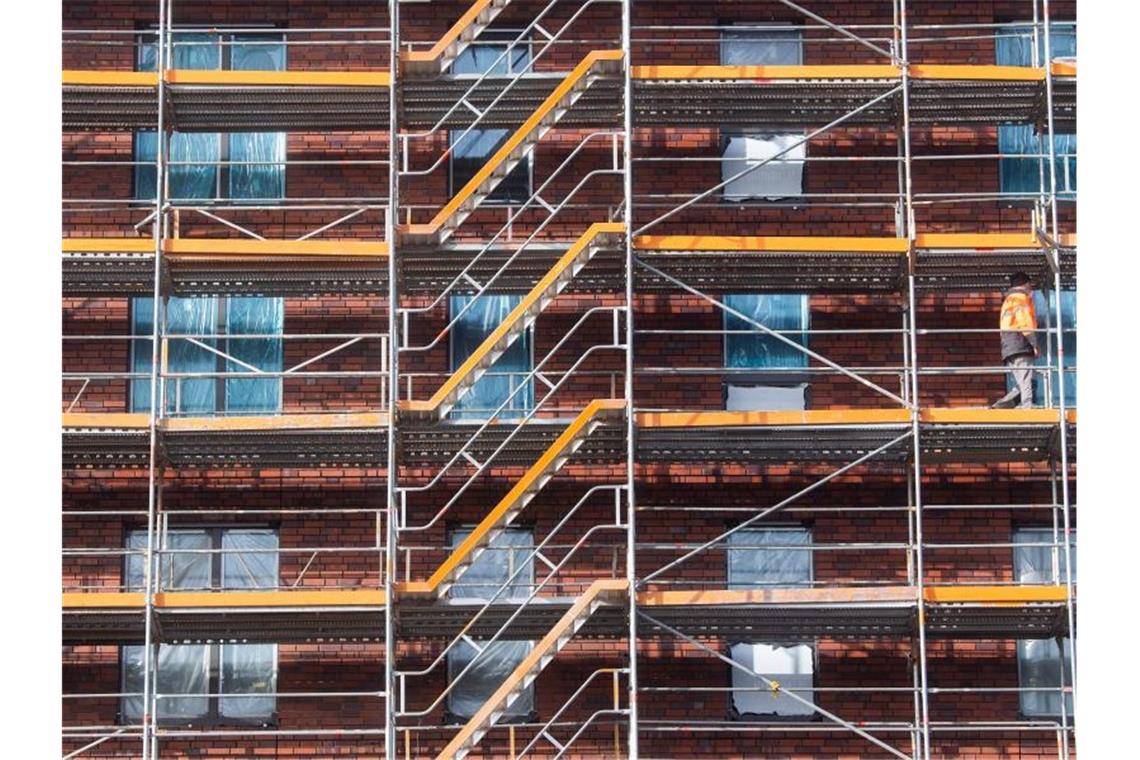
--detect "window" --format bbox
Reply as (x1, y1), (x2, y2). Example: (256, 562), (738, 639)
(997, 24), (1076, 195)
(727, 528), (815, 718)
(449, 32), (533, 204)
(447, 528), (535, 720)
(449, 294), (534, 421)
(134, 32), (286, 202)
(1032, 290), (1077, 407)
(720, 25), (805, 200)
(1014, 528), (1075, 717)
(724, 294), (810, 411)
(131, 296), (284, 415)
(121, 529), (278, 724)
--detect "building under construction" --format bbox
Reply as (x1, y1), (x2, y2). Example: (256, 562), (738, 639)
(61, 0), (1078, 757)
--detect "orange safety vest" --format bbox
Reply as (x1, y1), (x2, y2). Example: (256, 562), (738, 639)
(1000, 290), (1037, 333)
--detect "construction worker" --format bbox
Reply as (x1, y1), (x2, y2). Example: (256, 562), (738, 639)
(992, 272), (1039, 409)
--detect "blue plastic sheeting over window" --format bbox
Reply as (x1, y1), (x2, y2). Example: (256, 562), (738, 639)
(230, 37), (287, 199)
(134, 130), (221, 202)
(224, 297), (284, 414)
(724, 294), (809, 370)
(449, 294), (534, 421)
(132, 297), (218, 414)
(135, 33), (285, 201)
(1033, 290), (1076, 407)
(997, 25), (1076, 195)
(131, 297), (283, 415)
(449, 35), (532, 204)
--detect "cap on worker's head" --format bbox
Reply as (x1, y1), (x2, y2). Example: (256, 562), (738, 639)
(1009, 272), (1032, 288)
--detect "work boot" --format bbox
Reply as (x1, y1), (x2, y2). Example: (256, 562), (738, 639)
(991, 395), (1018, 409)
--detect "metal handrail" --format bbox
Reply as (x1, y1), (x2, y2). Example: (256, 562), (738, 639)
(517, 668), (627, 758)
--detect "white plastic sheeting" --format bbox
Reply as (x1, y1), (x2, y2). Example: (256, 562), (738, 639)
(219, 643), (278, 719)
(1014, 528), (1075, 717)
(449, 295), (534, 420)
(727, 529), (815, 717)
(729, 642), (815, 717)
(447, 529), (535, 719)
(122, 644), (210, 722)
(720, 25), (805, 201)
(721, 133), (806, 201)
(221, 529), (280, 589)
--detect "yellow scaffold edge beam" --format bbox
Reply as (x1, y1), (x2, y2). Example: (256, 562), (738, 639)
(636, 408), (1072, 428)
(924, 585), (1068, 605)
(165, 69), (390, 87)
(63, 238), (155, 253)
(63, 70), (158, 86)
(631, 64), (1063, 82)
(161, 411), (389, 432)
(164, 238), (389, 259)
(638, 587), (918, 606)
(63, 589), (387, 609)
(635, 235), (909, 254)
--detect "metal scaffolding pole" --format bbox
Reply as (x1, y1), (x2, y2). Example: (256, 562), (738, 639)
(1041, 0), (1078, 744)
(140, 0), (169, 756)
(898, 2), (932, 758)
(622, 0), (639, 756)
(385, 2), (400, 759)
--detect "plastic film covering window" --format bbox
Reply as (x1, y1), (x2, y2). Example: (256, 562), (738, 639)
(451, 36), (531, 76)
(719, 26), (802, 66)
(449, 528), (535, 601)
(122, 644), (210, 721)
(1017, 638), (1073, 718)
(447, 529), (535, 719)
(727, 529), (812, 590)
(1032, 291), (1077, 408)
(219, 643), (278, 719)
(127, 529), (212, 592)
(449, 294), (534, 421)
(997, 25), (1077, 194)
(720, 26), (804, 201)
(132, 297), (220, 414)
(134, 131), (222, 203)
(724, 294), (809, 371)
(1013, 529), (1075, 717)
(221, 529), (280, 590)
(729, 642), (814, 717)
(230, 36), (286, 199)
(224, 297), (284, 414)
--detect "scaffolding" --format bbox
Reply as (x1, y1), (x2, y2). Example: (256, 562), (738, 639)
(61, 1), (1077, 758)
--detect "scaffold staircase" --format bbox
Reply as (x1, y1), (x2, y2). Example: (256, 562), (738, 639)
(399, 50), (623, 245)
(436, 578), (628, 759)
(403, 399), (624, 597)
(400, 0), (516, 76)
(399, 223), (625, 421)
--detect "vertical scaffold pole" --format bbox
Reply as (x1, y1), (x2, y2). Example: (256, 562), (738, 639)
(622, 0), (638, 756)
(1040, 0), (1077, 738)
(141, 0), (168, 757)
(385, 1), (400, 759)
(898, 3), (931, 758)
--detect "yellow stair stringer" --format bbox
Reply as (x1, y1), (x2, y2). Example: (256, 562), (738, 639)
(399, 50), (623, 243)
(400, 0), (513, 75)
(436, 578), (629, 760)
(401, 398), (625, 599)
(399, 222), (625, 421)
